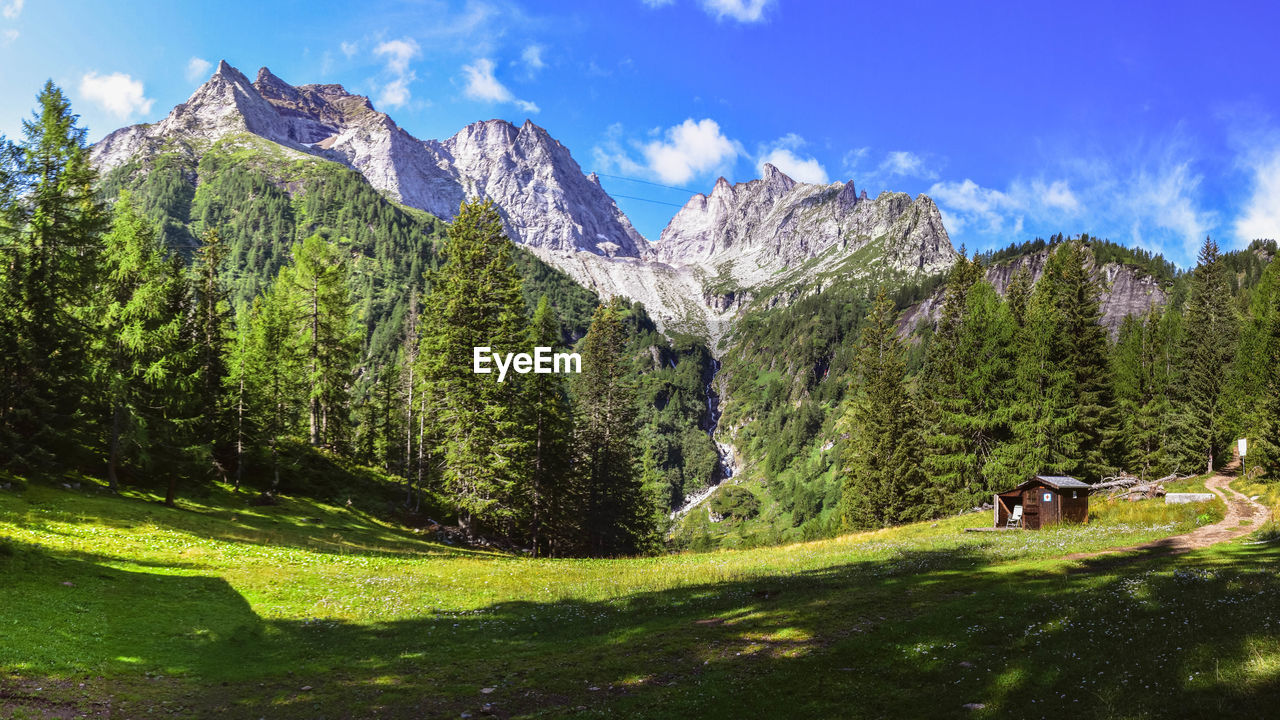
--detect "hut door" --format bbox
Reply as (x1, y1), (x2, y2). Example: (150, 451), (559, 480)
(1041, 490), (1057, 526)
(1024, 492), (1041, 530)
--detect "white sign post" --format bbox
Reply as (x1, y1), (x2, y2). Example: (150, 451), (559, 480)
(1239, 438), (1248, 457)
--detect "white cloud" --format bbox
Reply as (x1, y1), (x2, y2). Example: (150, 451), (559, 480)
(461, 57), (540, 114)
(1118, 161), (1213, 260)
(2, 0), (22, 20)
(374, 38), (421, 109)
(756, 134), (828, 184)
(880, 150), (938, 179)
(1033, 178), (1079, 212)
(642, 118), (740, 185)
(375, 38), (419, 74)
(594, 118), (742, 186)
(1, 28), (16, 46)
(927, 152), (1214, 264)
(185, 57), (212, 83)
(840, 146), (869, 175)
(78, 71), (154, 120)
(928, 179), (1017, 236)
(378, 77), (413, 109)
(701, 0), (771, 22)
(642, 0), (675, 6)
(1234, 147), (1280, 243)
(340, 41), (358, 58)
(521, 44), (545, 74)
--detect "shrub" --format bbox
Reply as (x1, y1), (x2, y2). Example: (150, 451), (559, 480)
(710, 485), (760, 521)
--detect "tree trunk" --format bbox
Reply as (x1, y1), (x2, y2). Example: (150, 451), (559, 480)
(107, 404), (122, 492)
(234, 370), (245, 491)
(309, 280), (320, 446)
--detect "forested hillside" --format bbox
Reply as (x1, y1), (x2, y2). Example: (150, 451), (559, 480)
(679, 233), (1279, 549)
(0, 84), (719, 556)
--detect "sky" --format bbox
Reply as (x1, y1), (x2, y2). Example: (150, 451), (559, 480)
(1, 0), (1278, 266)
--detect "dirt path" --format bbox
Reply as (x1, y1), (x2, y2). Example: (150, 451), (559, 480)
(1066, 461), (1271, 563)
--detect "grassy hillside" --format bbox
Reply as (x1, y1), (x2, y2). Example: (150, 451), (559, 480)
(7, 479), (1280, 719)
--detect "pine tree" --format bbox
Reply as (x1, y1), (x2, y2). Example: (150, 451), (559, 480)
(190, 229), (235, 480)
(573, 298), (656, 555)
(1233, 261), (1279, 475)
(96, 195), (194, 502)
(1263, 277), (1280, 478)
(416, 200), (529, 536)
(1112, 307), (1171, 479)
(1005, 265), (1033, 328)
(921, 255), (984, 505)
(1037, 241), (1115, 480)
(838, 289), (928, 529)
(1180, 237), (1240, 473)
(0, 82), (108, 473)
(1002, 282), (1075, 480)
(282, 235), (358, 450)
(519, 296), (575, 556)
(240, 283), (305, 489)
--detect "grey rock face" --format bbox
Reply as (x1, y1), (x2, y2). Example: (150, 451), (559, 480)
(91, 61), (645, 259)
(90, 62), (959, 344)
(899, 247), (1167, 338)
(657, 164), (956, 283)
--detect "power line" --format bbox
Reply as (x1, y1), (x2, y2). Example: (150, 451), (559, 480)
(593, 172), (703, 196)
(606, 193), (688, 209)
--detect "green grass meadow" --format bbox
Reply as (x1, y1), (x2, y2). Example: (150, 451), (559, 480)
(3, 479), (1279, 719)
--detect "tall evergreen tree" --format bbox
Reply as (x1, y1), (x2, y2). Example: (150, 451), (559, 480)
(1002, 282), (1075, 480)
(573, 298), (656, 555)
(1112, 307), (1173, 479)
(921, 255), (984, 504)
(283, 235), (358, 450)
(190, 229), (235, 480)
(1038, 241), (1116, 480)
(239, 283), (305, 489)
(519, 296), (575, 556)
(1180, 236), (1240, 473)
(416, 200), (528, 536)
(0, 82), (107, 472)
(838, 289), (928, 529)
(96, 195), (194, 502)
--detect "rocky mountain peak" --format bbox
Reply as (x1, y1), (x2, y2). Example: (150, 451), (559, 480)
(759, 162), (796, 193)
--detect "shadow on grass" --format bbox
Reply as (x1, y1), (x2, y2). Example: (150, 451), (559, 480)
(4, 539), (1280, 719)
(1, 482), (495, 560)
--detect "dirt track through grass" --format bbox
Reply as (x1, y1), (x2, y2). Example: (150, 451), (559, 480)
(1067, 461), (1269, 565)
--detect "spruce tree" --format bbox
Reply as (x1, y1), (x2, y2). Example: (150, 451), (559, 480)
(1003, 282), (1075, 480)
(0, 82), (107, 473)
(1112, 307), (1172, 479)
(416, 200), (528, 536)
(513, 296), (576, 555)
(1037, 241), (1115, 480)
(838, 289), (928, 529)
(573, 298), (656, 555)
(190, 229), (235, 480)
(240, 283), (305, 489)
(283, 235), (358, 450)
(96, 195), (194, 501)
(921, 255), (984, 505)
(1180, 237), (1240, 473)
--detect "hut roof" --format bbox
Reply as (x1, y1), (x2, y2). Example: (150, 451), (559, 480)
(1030, 475), (1090, 489)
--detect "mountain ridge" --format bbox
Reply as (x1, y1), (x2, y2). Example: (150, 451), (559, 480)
(90, 61), (960, 344)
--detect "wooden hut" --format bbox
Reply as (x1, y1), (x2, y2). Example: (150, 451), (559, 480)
(994, 476), (1090, 530)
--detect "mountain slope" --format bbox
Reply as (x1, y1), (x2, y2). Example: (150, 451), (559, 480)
(91, 61), (959, 346)
(93, 62), (647, 259)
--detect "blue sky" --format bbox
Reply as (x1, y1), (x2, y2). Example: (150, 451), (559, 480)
(2, 0), (1278, 266)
